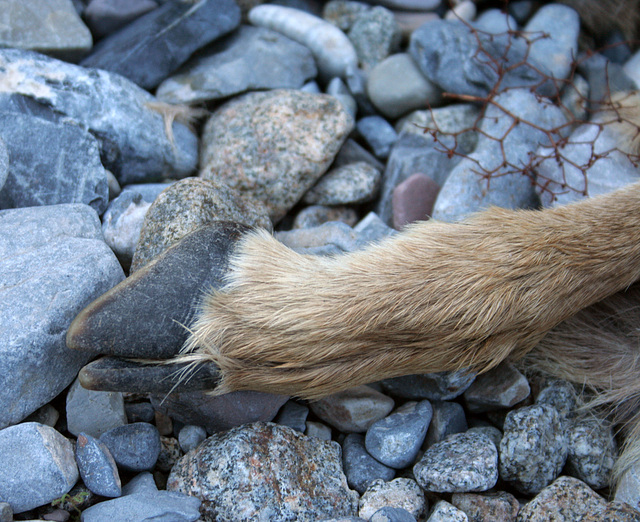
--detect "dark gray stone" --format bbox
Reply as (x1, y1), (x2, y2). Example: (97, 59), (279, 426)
(276, 400), (310, 432)
(0, 502), (11, 522)
(380, 370), (475, 401)
(424, 401), (468, 448)
(178, 424), (207, 453)
(0, 204), (123, 429)
(100, 423), (161, 472)
(357, 115), (398, 159)
(122, 472), (158, 496)
(353, 211), (396, 245)
(125, 401), (155, 424)
(535, 379), (578, 420)
(0, 138), (6, 193)
(157, 25), (317, 104)
(463, 362), (530, 414)
(81, 0), (241, 89)
(342, 433), (395, 494)
(75, 433), (122, 498)
(66, 378), (128, 438)
(0, 422), (78, 514)
(370, 507), (417, 522)
(0, 112), (108, 214)
(0, 49), (198, 184)
(84, 0), (159, 38)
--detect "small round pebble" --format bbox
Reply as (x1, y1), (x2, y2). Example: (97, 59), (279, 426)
(178, 424), (207, 454)
(304, 162), (381, 206)
(75, 433), (121, 498)
(306, 421), (333, 441)
(427, 501), (468, 522)
(99, 422), (161, 472)
(370, 506), (417, 522)
(342, 433), (395, 494)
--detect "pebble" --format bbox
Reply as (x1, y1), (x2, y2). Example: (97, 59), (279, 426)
(75, 433), (122, 498)
(616, 462), (640, 510)
(427, 501), (469, 522)
(357, 115), (398, 159)
(84, 0), (158, 38)
(293, 205), (359, 229)
(0, 423), (78, 514)
(200, 89), (353, 223)
(463, 362), (530, 413)
(451, 491), (519, 521)
(391, 173), (440, 229)
(358, 478), (426, 520)
(156, 436), (183, 473)
(368, 0), (440, 10)
(276, 221), (361, 255)
(168, 422), (359, 520)
(623, 48), (640, 88)
(424, 401), (468, 448)
(304, 161), (382, 205)
(310, 385), (395, 433)
(342, 433), (396, 494)
(566, 416), (617, 489)
(445, 0), (477, 22)
(99, 422), (161, 472)
(178, 424), (207, 454)
(81, 0), (241, 89)
(499, 404), (568, 495)
(306, 421), (333, 441)
(380, 370), (476, 401)
(275, 400), (310, 432)
(327, 76), (358, 118)
(156, 25), (317, 104)
(370, 507), (417, 522)
(322, 1), (370, 32)
(0, 205), (123, 429)
(125, 401), (155, 424)
(348, 6), (400, 70)
(365, 400), (433, 469)
(535, 379), (578, 420)
(66, 379), (128, 438)
(473, 8), (518, 34)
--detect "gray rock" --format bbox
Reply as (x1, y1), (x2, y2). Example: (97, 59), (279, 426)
(84, 0), (158, 38)
(156, 436), (183, 473)
(366, 53), (441, 119)
(0, 112), (108, 214)
(276, 221), (360, 255)
(66, 379), (128, 438)
(344, 64), (379, 116)
(304, 162), (381, 205)
(293, 205), (359, 229)
(75, 433), (122, 498)
(467, 426), (502, 449)
(358, 479), (426, 520)
(122, 472), (158, 496)
(310, 385), (395, 433)
(334, 138), (385, 172)
(24, 404), (60, 428)
(566, 416), (617, 490)
(365, 400), (432, 469)
(370, 507), (417, 522)
(427, 501), (469, 522)
(535, 379), (578, 420)
(624, 48), (640, 88)
(499, 404), (568, 494)
(348, 6), (400, 70)
(353, 211), (396, 245)
(463, 362), (530, 413)
(413, 432), (499, 493)
(0, 204), (123, 429)
(327, 76), (358, 118)
(81, 0), (241, 89)
(0, 502), (10, 522)
(342, 433), (395, 494)
(157, 25), (316, 104)
(200, 89), (353, 223)
(451, 491), (520, 522)
(357, 116), (398, 159)
(367, 0), (439, 10)
(380, 370), (476, 401)
(99, 422), (161, 472)
(306, 421), (333, 441)
(0, 423), (78, 514)
(130, 177), (271, 272)
(275, 400), (309, 433)
(168, 422), (359, 520)
(0, 0), (92, 61)
(0, 138), (6, 193)
(615, 462), (640, 510)
(424, 401), (468, 448)
(473, 8), (518, 34)
(178, 425), (207, 454)
(432, 89), (567, 222)
(125, 401), (155, 424)
(0, 49), (198, 184)
(322, 1), (370, 32)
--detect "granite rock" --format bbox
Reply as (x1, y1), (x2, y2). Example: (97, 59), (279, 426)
(348, 6), (400, 70)
(566, 416), (617, 490)
(427, 501), (469, 522)
(451, 491), (519, 522)
(358, 478), (426, 520)
(304, 162), (381, 205)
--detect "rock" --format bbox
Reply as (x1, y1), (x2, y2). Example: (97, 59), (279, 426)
(444, 0), (476, 21)
(413, 431), (499, 493)
(178, 425), (207, 454)
(130, 177), (270, 272)
(156, 436), (183, 473)
(392, 173), (440, 229)
(0, 49), (197, 184)
(624, 48), (640, 88)
(0, 503), (11, 522)
(0, 0), (92, 61)
(125, 401), (155, 424)
(66, 379), (128, 438)
(366, 53), (441, 119)
(75, 433), (122, 498)
(200, 89), (353, 223)
(566, 416), (617, 490)
(427, 501), (469, 522)
(156, 25), (317, 104)
(463, 362), (530, 413)
(357, 116), (398, 159)
(84, 0), (158, 38)
(451, 491), (520, 522)
(348, 6), (400, 70)
(342, 433), (395, 494)
(168, 422), (359, 520)
(432, 89), (567, 222)
(322, 1), (370, 32)
(81, 0), (241, 89)
(327, 76), (358, 118)
(353, 211), (396, 244)
(380, 370), (475, 401)
(0, 138), (7, 193)
(275, 400), (309, 433)
(358, 478), (426, 520)
(0, 204), (123, 429)
(499, 404), (568, 495)
(0, 112), (108, 214)
(517, 476), (606, 521)
(370, 507), (417, 522)
(99, 423), (161, 472)
(293, 205), (359, 229)
(150, 390), (288, 433)
(0, 423), (78, 513)
(468, 426), (502, 449)
(473, 8), (518, 34)
(306, 421), (333, 441)
(616, 462), (640, 510)
(365, 400), (432, 469)
(310, 385), (395, 433)
(122, 472), (158, 496)
(334, 138), (385, 172)
(304, 162), (381, 205)
(367, 0), (440, 10)
(276, 221), (361, 255)
(535, 379), (578, 420)
(424, 401), (468, 448)
(584, 501), (640, 522)
(25, 404), (60, 428)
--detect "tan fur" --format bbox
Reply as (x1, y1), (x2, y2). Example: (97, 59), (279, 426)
(559, 0), (639, 43)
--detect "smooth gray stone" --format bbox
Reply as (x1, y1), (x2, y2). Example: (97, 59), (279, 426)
(579, 53), (637, 105)
(157, 25), (317, 104)
(125, 401), (155, 424)
(424, 401), (468, 448)
(67, 222), (250, 359)
(357, 115), (398, 159)
(370, 507), (416, 522)
(348, 5), (400, 70)
(0, 111), (108, 214)
(75, 433), (122, 498)
(0, 422), (78, 514)
(66, 378), (128, 438)
(380, 370), (475, 401)
(0, 137), (7, 193)
(178, 425), (207, 453)
(342, 433), (395, 494)
(81, 0), (241, 89)
(276, 400), (309, 433)
(327, 76), (358, 118)
(122, 472), (158, 496)
(84, 0), (159, 38)
(473, 8), (517, 34)
(0, 502), (10, 522)
(0, 204), (123, 429)
(353, 211), (396, 245)
(303, 162), (381, 206)
(100, 423), (161, 472)
(0, 49), (198, 184)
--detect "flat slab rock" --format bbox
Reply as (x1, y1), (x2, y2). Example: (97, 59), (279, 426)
(167, 422), (359, 521)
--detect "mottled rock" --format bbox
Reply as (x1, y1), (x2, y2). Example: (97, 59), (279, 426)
(310, 385), (395, 433)
(414, 432), (499, 493)
(276, 400), (309, 433)
(583, 501), (640, 522)
(130, 177), (270, 272)
(99, 423), (161, 472)
(0, 423), (78, 513)
(75, 433), (121, 498)
(616, 463), (640, 510)
(81, 0), (241, 89)
(178, 424), (207, 454)
(84, 0), (158, 38)
(304, 162), (381, 205)
(451, 491), (519, 522)
(66, 379), (128, 438)
(427, 501), (468, 522)
(156, 25), (317, 104)
(156, 436), (183, 473)
(322, 1), (370, 32)
(392, 173), (440, 229)
(276, 221), (360, 255)
(293, 205), (359, 229)
(168, 422), (359, 521)
(566, 417), (617, 490)
(348, 6), (400, 70)
(499, 404), (568, 494)
(468, 426), (503, 449)
(424, 401), (468, 448)
(200, 89), (353, 222)
(380, 370), (475, 401)
(342, 433), (395, 494)
(463, 362), (530, 413)
(0, 204), (123, 429)
(358, 478), (426, 520)
(535, 379), (578, 420)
